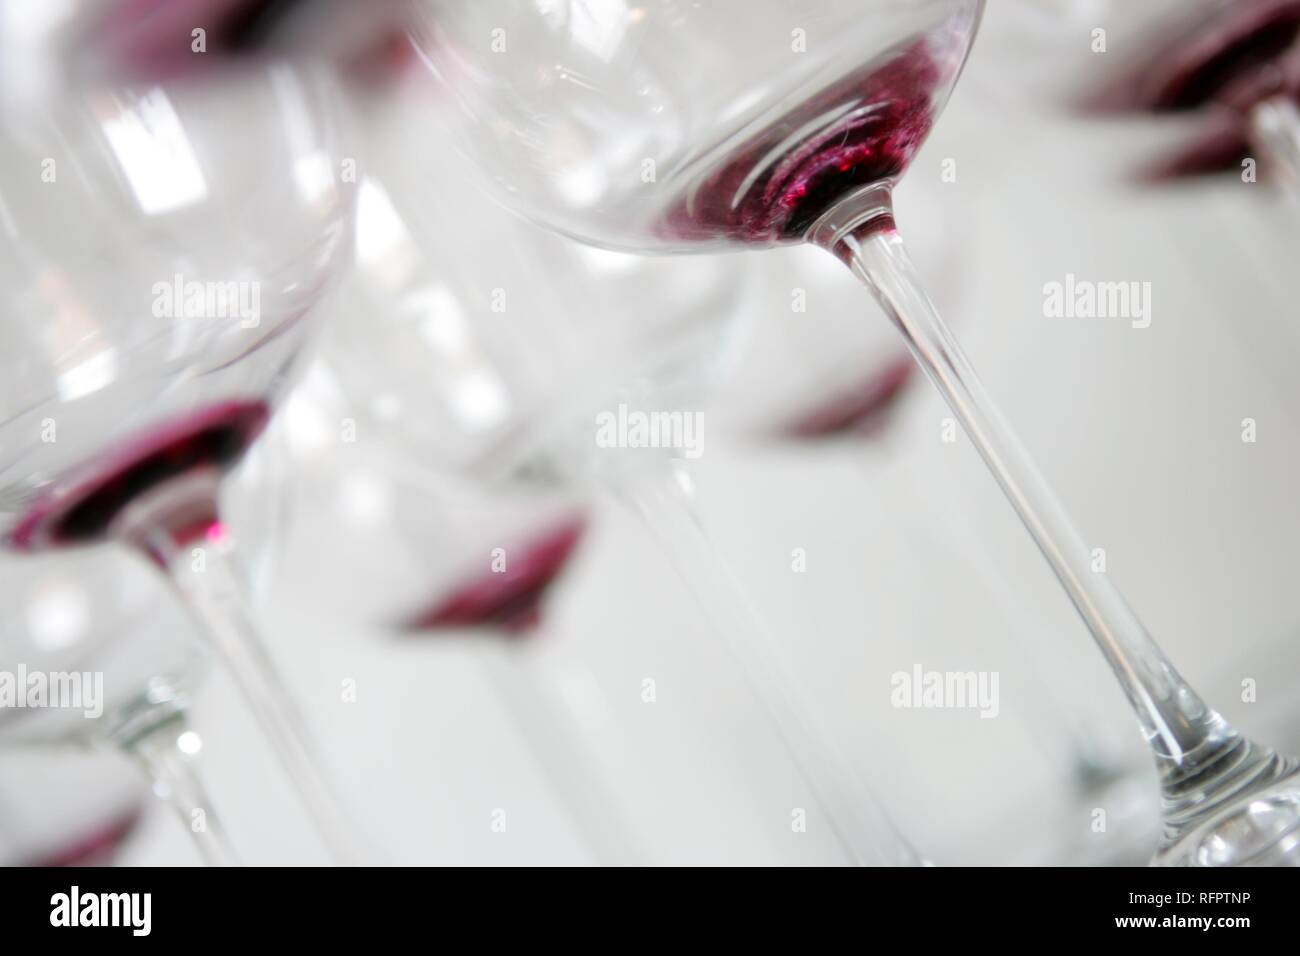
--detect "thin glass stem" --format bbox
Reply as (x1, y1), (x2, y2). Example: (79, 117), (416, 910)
(118, 709), (241, 867)
(612, 455), (922, 866)
(891, 450), (1123, 782)
(812, 184), (1300, 865)
(807, 183), (1245, 793)
(480, 641), (646, 865)
(113, 469), (369, 865)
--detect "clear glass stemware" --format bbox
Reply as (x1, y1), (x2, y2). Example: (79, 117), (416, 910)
(411, 0), (1300, 865)
(0, 60), (365, 863)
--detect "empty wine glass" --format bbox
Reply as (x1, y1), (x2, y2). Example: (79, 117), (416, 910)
(0, 59), (364, 861)
(412, 0), (1300, 865)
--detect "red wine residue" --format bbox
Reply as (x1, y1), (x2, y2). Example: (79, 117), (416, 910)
(24, 808), (143, 867)
(6, 401), (269, 552)
(1142, 115), (1253, 181)
(662, 39), (942, 244)
(784, 356), (914, 440)
(85, 0), (307, 82)
(404, 515), (587, 635)
(1115, 0), (1300, 112)
(1085, 0), (1300, 179)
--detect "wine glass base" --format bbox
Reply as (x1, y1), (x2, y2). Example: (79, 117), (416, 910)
(1153, 746), (1300, 866)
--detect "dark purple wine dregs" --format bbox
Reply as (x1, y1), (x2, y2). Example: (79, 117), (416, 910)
(1112, 0), (1300, 113)
(663, 38), (945, 245)
(1086, 0), (1300, 179)
(405, 515), (587, 635)
(7, 401), (270, 552)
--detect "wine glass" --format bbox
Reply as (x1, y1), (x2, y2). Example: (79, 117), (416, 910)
(0, 429), (297, 866)
(254, 59), (924, 863)
(40, 0), (416, 91)
(0, 748), (145, 866)
(269, 359), (655, 862)
(0, 547), (237, 864)
(412, 0), (1300, 865)
(1081, 0), (1300, 191)
(0, 59), (364, 861)
(712, 213), (1159, 865)
(275, 194), (913, 866)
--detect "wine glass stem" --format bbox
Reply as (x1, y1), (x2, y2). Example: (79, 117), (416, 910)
(162, 540), (369, 864)
(480, 643), (645, 865)
(613, 457), (922, 866)
(899, 452), (1121, 780)
(809, 183), (1235, 779)
(121, 713), (241, 867)
(114, 471), (368, 864)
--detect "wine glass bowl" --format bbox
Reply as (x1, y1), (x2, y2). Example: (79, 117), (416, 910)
(0, 45), (368, 863)
(0, 747), (146, 866)
(0, 62), (352, 553)
(0, 546), (233, 860)
(1075, 0), (1300, 186)
(269, 360), (590, 631)
(411, 0), (982, 252)
(321, 80), (737, 479)
(0, 547), (205, 749)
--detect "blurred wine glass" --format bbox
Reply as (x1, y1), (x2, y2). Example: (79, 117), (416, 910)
(0, 433), (301, 866)
(0, 24), (364, 861)
(0, 748), (146, 867)
(257, 68), (925, 863)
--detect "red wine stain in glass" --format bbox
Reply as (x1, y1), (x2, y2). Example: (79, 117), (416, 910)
(662, 39), (946, 245)
(6, 401), (269, 553)
(87, 0), (411, 85)
(404, 516), (587, 636)
(1141, 115), (1260, 181)
(24, 807), (143, 867)
(86, 0), (307, 81)
(783, 356), (915, 440)
(1085, 0), (1300, 179)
